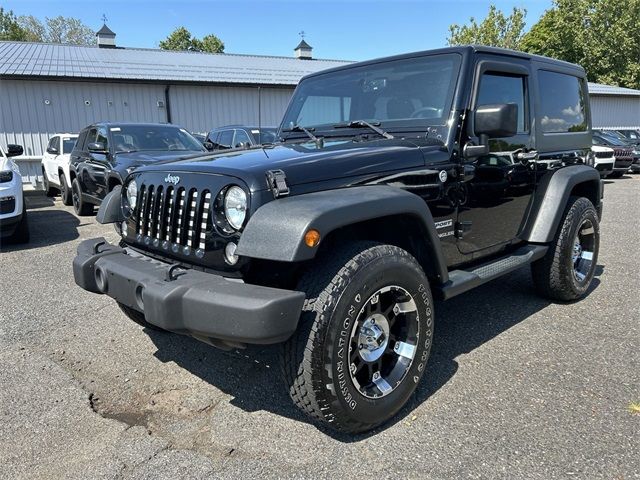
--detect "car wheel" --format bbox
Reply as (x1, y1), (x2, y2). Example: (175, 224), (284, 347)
(71, 178), (93, 216)
(59, 174), (73, 206)
(42, 169), (55, 197)
(117, 302), (165, 332)
(9, 204), (30, 244)
(281, 242), (434, 433)
(532, 196), (599, 301)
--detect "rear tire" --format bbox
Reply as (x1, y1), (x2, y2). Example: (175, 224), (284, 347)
(531, 196), (599, 301)
(117, 302), (165, 331)
(281, 242), (434, 433)
(60, 174), (73, 206)
(42, 170), (55, 197)
(71, 178), (93, 216)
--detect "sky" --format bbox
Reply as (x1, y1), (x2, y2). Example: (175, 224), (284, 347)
(3, 0), (553, 60)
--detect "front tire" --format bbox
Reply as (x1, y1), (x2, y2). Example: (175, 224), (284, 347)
(59, 174), (73, 206)
(42, 169), (55, 197)
(281, 243), (434, 433)
(71, 178), (93, 216)
(532, 196), (599, 301)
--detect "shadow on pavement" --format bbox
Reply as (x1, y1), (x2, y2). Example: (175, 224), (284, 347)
(0, 206), (80, 252)
(147, 265), (603, 441)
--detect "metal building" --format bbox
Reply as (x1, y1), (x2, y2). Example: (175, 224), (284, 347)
(0, 29), (348, 187)
(588, 83), (640, 130)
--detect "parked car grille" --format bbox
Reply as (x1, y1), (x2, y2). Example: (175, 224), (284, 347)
(594, 151), (614, 159)
(0, 196), (16, 214)
(135, 184), (212, 253)
(613, 148), (633, 161)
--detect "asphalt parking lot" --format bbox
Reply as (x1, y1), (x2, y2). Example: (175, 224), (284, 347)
(1, 176), (638, 479)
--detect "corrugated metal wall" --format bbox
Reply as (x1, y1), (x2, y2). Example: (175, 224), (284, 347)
(170, 85), (294, 132)
(590, 95), (640, 129)
(0, 79), (294, 187)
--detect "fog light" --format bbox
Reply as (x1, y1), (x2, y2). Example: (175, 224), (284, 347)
(224, 242), (239, 265)
(304, 229), (321, 248)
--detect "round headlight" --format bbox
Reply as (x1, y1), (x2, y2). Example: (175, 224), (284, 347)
(126, 180), (137, 212)
(224, 186), (247, 230)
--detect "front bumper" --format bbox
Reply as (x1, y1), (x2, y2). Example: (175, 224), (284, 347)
(72, 238), (306, 344)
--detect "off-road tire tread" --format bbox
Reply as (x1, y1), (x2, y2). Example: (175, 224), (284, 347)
(531, 196), (598, 301)
(281, 242), (425, 433)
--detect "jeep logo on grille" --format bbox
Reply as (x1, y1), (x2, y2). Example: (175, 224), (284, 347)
(164, 174), (180, 185)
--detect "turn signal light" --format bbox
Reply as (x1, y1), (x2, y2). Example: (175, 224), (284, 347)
(304, 229), (321, 248)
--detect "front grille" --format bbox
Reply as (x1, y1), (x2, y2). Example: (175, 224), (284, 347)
(135, 184), (212, 252)
(0, 196), (16, 214)
(595, 151), (613, 159)
(613, 148), (633, 161)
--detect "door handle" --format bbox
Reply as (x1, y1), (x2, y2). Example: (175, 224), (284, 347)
(516, 150), (538, 163)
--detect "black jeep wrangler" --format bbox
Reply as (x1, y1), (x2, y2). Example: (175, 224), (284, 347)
(73, 46), (602, 433)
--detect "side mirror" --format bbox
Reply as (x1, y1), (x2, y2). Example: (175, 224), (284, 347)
(47, 146), (59, 155)
(203, 141), (215, 151)
(6, 144), (24, 157)
(87, 142), (107, 153)
(463, 103), (518, 159)
(475, 103), (518, 138)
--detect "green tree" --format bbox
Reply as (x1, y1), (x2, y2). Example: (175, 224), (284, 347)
(17, 15), (96, 45)
(521, 0), (640, 89)
(447, 5), (527, 50)
(0, 7), (28, 41)
(159, 27), (224, 53)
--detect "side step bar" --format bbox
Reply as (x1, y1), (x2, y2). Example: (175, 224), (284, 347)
(435, 245), (548, 300)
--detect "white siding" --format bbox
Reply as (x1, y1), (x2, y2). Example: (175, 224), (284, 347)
(590, 95), (640, 129)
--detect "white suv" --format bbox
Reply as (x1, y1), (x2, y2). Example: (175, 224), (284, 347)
(0, 144), (29, 244)
(591, 145), (615, 178)
(41, 133), (78, 205)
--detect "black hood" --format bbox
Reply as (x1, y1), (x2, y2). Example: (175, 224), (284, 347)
(115, 150), (206, 166)
(134, 138), (443, 192)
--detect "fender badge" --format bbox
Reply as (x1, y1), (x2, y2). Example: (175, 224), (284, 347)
(439, 170), (448, 183)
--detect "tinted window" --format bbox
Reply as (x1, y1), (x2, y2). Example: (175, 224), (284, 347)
(97, 127), (109, 150)
(477, 73), (527, 133)
(49, 136), (60, 152)
(62, 137), (78, 154)
(75, 129), (89, 151)
(256, 128), (277, 144)
(217, 130), (234, 150)
(282, 54), (462, 131)
(538, 71), (587, 133)
(85, 128), (98, 150)
(233, 129), (252, 147)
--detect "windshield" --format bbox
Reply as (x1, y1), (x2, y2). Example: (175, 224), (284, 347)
(281, 53), (462, 134)
(595, 135), (626, 147)
(62, 137), (77, 154)
(111, 125), (205, 153)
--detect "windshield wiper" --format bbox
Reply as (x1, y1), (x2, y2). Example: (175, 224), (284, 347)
(333, 120), (394, 139)
(281, 125), (319, 142)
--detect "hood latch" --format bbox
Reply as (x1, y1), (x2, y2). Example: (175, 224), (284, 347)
(266, 169), (290, 198)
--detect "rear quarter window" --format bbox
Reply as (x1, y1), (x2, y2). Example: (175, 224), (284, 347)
(538, 70), (587, 133)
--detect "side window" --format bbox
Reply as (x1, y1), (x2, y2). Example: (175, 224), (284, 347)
(85, 128), (98, 150)
(538, 71), (587, 133)
(217, 130), (234, 150)
(96, 127), (109, 150)
(477, 72), (527, 133)
(233, 129), (252, 147)
(75, 130), (88, 152)
(52, 137), (60, 152)
(207, 131), (219, 145)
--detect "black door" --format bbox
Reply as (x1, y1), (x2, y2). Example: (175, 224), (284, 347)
(457, 61), (537, 255)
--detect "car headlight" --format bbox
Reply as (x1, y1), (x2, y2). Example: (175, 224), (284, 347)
(0, 170), (13, 183)
(224, 186), (247, 230)
(126, 180), (138, 212)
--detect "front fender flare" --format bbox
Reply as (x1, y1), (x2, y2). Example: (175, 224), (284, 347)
(236, 185), (448, 281)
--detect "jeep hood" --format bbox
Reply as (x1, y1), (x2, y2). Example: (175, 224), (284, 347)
(116, 150), (206, 166)
(135, 138), (439, 192)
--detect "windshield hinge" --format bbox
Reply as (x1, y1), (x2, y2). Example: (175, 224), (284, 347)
(266, 169), (290, 198)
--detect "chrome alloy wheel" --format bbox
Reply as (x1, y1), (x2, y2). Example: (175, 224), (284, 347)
(572, 218), (596, 283)
(348, 286), (420, 399)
